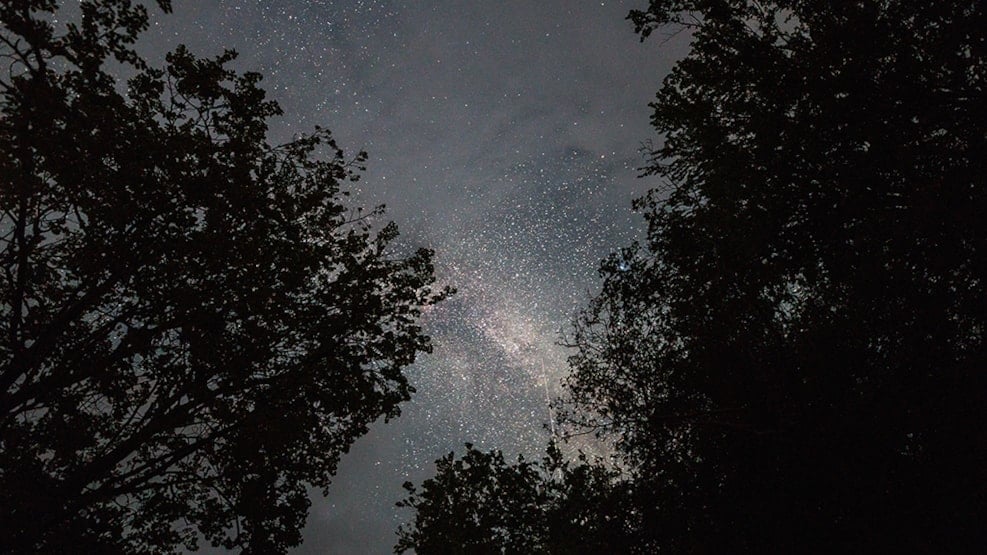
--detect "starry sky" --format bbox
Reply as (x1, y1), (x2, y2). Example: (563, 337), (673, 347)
(134, 1), (685, 552)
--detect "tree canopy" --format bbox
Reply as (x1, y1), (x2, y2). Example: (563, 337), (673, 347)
(0, 1), (447, 552)
(395, 444), (637, 555)
(399, 1), (986, 552)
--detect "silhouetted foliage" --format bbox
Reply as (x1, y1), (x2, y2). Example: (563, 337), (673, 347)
(565, 0), (987, 551)
(395, 444), (637, 554)
(0, 1), (448, 553)
(401, 1), (986, 552)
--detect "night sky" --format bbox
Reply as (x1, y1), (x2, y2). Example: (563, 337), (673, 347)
(136, 1), (684, 552)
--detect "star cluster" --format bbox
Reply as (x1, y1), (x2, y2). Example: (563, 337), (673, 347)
(411, 148), (642, 454)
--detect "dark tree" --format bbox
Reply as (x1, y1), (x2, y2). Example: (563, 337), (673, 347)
(563, 0), (987, 551)
(0, 1), (448, 553)
(400, 1), (986, 552)
(395, 444), (637, 555)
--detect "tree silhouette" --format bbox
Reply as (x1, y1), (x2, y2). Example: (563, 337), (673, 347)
(400, 1), (986, 552)
(0, 1), (448, 552)
(395, 444), (637, 555)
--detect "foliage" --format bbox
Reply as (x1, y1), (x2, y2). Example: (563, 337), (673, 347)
(0, 1), (448, 552)
(401, 1), (986, 552)
(395, 444), (637, 554)
(564, 0), (987, 551)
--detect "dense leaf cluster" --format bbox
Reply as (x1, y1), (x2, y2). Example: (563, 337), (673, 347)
(0, 1), (447, 552)
(400, 1), (986, 552)
(396, 444), (636, 554)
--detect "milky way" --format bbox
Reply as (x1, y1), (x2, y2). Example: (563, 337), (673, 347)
(413, 149), (637, 450)
(136, 1), (683, 552)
